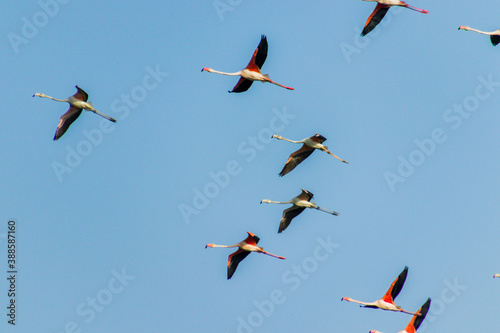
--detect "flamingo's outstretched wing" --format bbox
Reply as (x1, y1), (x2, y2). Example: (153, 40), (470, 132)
(54, 107), (83, 140)
(74, 86), (89, 102)
(491, 35), (500, 46)
(245, 35), (268, 71)
(243, 232), (260, 246)
(279, 206), (306, 233)
(230, 77), (254, 93)
(279, 144), (315, 177)
(297, 189), (314, 201)
(254, 35), (268, 69)
(227, 249), (250, 279)
(405, 298), (431, 331)
(230, 35), (268, 93)
(362, 4), (390, 36)
(381, 266), (408, 303)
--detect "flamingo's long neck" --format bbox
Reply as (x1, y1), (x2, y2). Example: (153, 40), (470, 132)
(42, 95), (68, 103)
(210, 244), (238, 248)
(346, 298), (376, 307)
(467, 27), (495, 36)
(276, 136), (303, 144)
(209, 69), (242, 76)
(263, 200), (294, 205)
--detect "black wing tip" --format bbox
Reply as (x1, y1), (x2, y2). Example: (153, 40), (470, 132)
(278, 167), (288, 177)
(227, 263), (235, 279)
(490, 35), (500, 46)
(302, 189), (314, 199)
(252, 234), (260, 244)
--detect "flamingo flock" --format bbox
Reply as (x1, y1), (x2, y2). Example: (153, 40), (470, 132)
(28, 1), (499, 331)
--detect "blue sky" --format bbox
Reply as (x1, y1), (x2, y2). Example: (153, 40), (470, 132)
(1, 1), (499, 332)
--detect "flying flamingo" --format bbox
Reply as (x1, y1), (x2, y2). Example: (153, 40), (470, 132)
(201, 35), (294, 93)
(205, 232), (285, 279)
(33, 86), (116, 140)
(361, 0), (428, 37)
(494, 274), (500, 278)
(260, 189), (339, 233)
(272, 133), (348, 177)
(369, 298), (431, 333)
(341, 266), (421, 316)
(458, 26), (500, 46)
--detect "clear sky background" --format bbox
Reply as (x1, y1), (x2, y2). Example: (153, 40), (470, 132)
(1, 1), (499, 332)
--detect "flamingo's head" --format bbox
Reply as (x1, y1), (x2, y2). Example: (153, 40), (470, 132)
(205, 243), (215, 248)
(368, 331), (382, 333)
(458, 26), (471, 31)
(33, 93), (45, 98)
(341, 297), (350, 302)
(201, 67), (212, 72)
